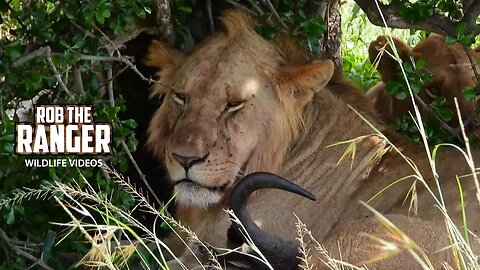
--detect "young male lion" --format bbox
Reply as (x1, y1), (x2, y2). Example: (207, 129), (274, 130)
(146, 10), (480, 269)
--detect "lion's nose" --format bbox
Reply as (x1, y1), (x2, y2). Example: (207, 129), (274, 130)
(172, 152), (209, 169)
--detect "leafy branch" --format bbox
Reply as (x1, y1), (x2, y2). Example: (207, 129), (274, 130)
(355, 0), (480, 38)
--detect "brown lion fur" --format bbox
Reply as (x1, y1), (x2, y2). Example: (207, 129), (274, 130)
(146, 10), (480, 269)
(368, 34), (480, 135)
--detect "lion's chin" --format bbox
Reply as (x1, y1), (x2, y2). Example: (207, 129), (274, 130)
(174, 181), (225, 208)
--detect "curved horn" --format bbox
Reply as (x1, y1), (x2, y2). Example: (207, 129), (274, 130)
(229, 172), (316, 270)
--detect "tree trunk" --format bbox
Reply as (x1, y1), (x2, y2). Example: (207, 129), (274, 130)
(324, 0), (342, 69)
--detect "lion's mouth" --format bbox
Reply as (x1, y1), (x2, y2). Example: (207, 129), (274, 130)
(175, 178), (229, 192)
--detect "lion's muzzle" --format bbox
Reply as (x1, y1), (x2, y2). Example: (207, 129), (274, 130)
(172, 151), (210, 169)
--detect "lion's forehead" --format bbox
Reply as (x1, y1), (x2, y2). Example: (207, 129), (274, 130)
(175, 53), (269, 99)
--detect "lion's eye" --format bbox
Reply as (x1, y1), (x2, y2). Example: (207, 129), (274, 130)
(225, 101), (244, 113)
(172, 92), (186, 106)
(425, 87), (439, 99)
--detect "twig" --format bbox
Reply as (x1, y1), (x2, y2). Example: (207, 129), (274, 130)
(13, 46), (72, 97)
(96, 65), (129, 92)
(77, 55), (132, 62)
(15, 50), (133, 67)
(452, 47), (480, 135)
(92, 24), (122, 56)
(12, 47), (50, 67)
(119, 58), (157, 84)
(0, 228), (54, 270)
(206, 0), (215, 33)
(261, 0), (288, 30)
(112, 115), (162, 207)
(45, 47), (73, 97)
(73, 66), (84, 96)
(112, 27), (159, 48)
(102, 49), (162, 207)
(411, 93), (460, 140)
(245, 0), (264, 14)
(458, 107), (480, 133)
(224, 0), (258, 15)
(106, 48), (115, 106)
(463, 46), (480, 94)
(121, 140), (162, 206)
(70, 21), (95, 39)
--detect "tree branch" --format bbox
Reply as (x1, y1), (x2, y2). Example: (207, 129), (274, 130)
(354, 0), (480, 37)
(154, 0), (175, 42)
(0, 228), (54, 270)
(463, 0), (480, 35)
(262, 0), (289, 30)
(12, 46), (73, 97)
(44, 47), (73, 97)
(73, 66), (84, 96)
(103, 59), (162, 207)
(12, 47), (50, 67)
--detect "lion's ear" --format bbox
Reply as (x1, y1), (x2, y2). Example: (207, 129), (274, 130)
(282, 59), (334, 106)
(145, 40), (184, 69)
(369, 35), (412, 82)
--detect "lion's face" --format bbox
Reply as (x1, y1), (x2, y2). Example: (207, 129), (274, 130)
(160, 50), (278, 207)
(145, 12), (334, 207)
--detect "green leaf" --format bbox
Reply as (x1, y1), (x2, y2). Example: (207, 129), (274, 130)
(431, 97), (446, 107)
(300, 16), (327, 38)
(64, 8), (75, 19)
(458, 35), (473, 47)
(462, 86), (478, 101)
(160, 220), (173, 231)
(456, 22), (467, 38)
(134, 4), (146, 18)
(95, 11), (105, 24)
(4, 41), (22, 61)
(177, 6), (192, 14)
(255, 24), (277, 40)
(102, 8), (111, 19)
(3, 142), (13, 153)
(438, 107), (454, 122)
(121, 119), (137, 129)
(41, 230), (56, 263)
(385, 81), (402, 95)
(120, 192), (134, 209)
(395, 91), (407, 100)
(0, 134), (14, 142)
(415, 59), (426, 70)
(26, 73), (43, 92)
(403, 62), (413, 73)
(6, 208), (15, 225)
(411, 83), (421, 94)
(14, 205), (24, 215)
(445, 36), (457, 44)
(73, 36), (86, 49)
(306, 36), (320, 55)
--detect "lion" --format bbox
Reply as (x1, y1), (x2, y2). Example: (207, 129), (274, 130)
(146, 10), (480, 269)
(368, 35), (480, 136)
